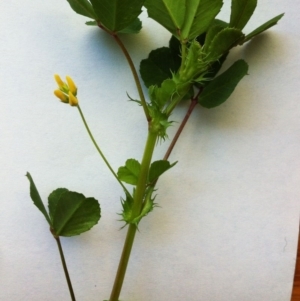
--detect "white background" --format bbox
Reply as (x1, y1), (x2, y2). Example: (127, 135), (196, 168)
(0, 1), (299, 300)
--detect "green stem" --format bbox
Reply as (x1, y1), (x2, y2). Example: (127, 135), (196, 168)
(131, 130), (158, 215)
(164, 81), (191, 116)
(77, 105), (130, 196)
(109, 130), (158, 301)
(179, 41), (187, 74)
(54, 236), (76, 301)
(112, 34), (151, 122)
(109, 224), (137, 301)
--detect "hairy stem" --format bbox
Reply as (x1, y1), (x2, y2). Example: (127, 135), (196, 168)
(54, 236), (76, 301)
(77, 105), (130, 196)
(109, 130), (158, 301)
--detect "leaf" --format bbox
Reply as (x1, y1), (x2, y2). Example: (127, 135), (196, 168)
(140, 47), (180, 88)
(66, 0), (98, 20)
(230, 0), (257, 30)
(26, 172), (51, 225)
(243, 13), (284, 43)
(50, 191), (101, 236)
(144, 0), (185, 37)
(148, 160), (177, 183)
(117, 159), (141, 185)
(181, 0), (223, 40)
(169, 35), (182, 67)
(86, 20), (97, 26)
(118, 18), (142, 34)
(203, 25), (227, 53)
(90, 0), (144, 32)
(198, 59), (248, 108)
(205, 28), (244, 62)
(48, 188), (69, 220)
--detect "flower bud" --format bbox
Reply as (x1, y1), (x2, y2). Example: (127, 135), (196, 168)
(66, 76), (77, 96)
(54, 89), (68, 103)
(68, 91), (78, 106)
(54, 74), (65, 89)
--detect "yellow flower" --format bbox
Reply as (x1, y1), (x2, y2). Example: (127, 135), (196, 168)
(68, 91), (78, 106)
(66, 76), (77, 96)
(54, 74), (79, 106)
(54, 89), (68, 103)
(54, 74), (65, 89)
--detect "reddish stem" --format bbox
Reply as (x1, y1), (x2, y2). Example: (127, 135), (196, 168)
(164, 89), (202, 160)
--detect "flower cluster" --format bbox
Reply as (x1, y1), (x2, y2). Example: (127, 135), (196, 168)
(54, 74), (78, 106)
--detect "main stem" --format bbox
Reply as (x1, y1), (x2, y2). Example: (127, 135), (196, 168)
(54, 236), (76, 301)
(109, 131), (158, 301)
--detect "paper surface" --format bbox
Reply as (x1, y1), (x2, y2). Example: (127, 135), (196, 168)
(0, 1), (299, 300)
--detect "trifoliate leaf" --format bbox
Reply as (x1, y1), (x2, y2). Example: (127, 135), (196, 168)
(181, 0), (223, 40)
(90, 0), (144, 32)
(117, 159), (141, 185)
(243, 13), (284, 43)
(66, 0), (98, 20)
(198, 59), (248, 108)
(26, 172), (51, 225)
(50, 191), (101, 237)
(118, 18), (142, 34)
(48, 188), (69, 220)
(144, 0), (185, 38)
(140, 47), (180, 88)
(230, 0), (257, 30)
(205, 28), (244, 62)
(148, 160), (177, 183)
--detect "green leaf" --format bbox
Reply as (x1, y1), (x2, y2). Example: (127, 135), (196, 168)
(48, 188), (69, 221)
(117, 159), (141, 185)
(243, 13), (284, 43)
(144, 0), (185, 37)
(205, 28), (244, 61)
(50, 191), (101, 237)
(118, 18), (142, 34)
(26, 172), (51, 226)
(230, 0), (257, 30)
(181, 0), (223, 40)
(140, 47), (180, 88)
(90, 0), (144, 32)
(148, 160), (177, 183)
(169, 35), (182, 66)
(198, 59), (248, 108)
(85, 20), (97, 26)
(203, 25), (227, 53)
(66, 0), (98, 19)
